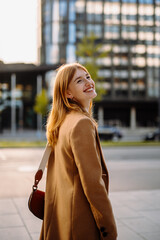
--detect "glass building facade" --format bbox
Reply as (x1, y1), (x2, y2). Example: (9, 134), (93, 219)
(0, 67), (37, 130)
(38, 0), (160, 127)
(0, 64), (57, 132)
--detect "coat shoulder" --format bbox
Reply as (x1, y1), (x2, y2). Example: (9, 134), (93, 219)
(64, 111), (95, 130)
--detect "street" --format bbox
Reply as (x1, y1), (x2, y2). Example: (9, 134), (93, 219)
(0, 146), (160, 197)
(0, 146), (160, 240)
(103, 146), (160, 192)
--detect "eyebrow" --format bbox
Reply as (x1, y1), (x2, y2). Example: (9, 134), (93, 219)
(74, 76), (81, 82)
(74, 73), (89, 82)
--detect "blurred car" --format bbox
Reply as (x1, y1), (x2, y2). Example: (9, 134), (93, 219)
(144, 129), (160, 141)
(98, 126), (123, 141)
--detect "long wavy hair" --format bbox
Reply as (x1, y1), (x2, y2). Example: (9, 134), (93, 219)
(46, 63), (95, 148)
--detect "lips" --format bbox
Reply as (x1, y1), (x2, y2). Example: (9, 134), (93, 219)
(84, 86), (94, 92)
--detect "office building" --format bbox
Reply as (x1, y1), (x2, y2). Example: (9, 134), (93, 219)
(38, 0), (160, 127)
(0, 63), (58, 132)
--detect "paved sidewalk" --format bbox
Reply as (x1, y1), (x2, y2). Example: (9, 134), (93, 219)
(0, 190), (160, 240)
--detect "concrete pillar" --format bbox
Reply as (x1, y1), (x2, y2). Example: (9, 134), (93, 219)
(37, 75), (42, 138)
(11, 73), (16, 135)
(130, 106), (136, 129)
(98, 106), (104, 126)
(18, 101), (23, 130)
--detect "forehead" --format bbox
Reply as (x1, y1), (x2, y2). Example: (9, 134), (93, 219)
(72, 68), (88, 80)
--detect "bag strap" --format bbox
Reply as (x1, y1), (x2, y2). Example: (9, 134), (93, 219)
(33, 143), (52, 190)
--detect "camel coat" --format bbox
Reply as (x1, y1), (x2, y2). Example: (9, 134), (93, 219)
(40, 111), (117, 240)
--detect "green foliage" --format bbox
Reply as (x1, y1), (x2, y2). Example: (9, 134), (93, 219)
(76, 33), (110, 101)
(34, 89), (49, 116)
(1, 141), (160, 148)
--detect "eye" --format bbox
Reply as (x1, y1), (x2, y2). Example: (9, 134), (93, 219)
(77, 79), (82, 83)
(86, 75), (91, 79)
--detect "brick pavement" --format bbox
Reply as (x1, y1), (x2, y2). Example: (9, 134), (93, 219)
(0, 190), (160, 240)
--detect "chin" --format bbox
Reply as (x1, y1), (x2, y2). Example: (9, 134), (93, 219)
(92, 91), (97, 98)
(89, 89), (97, 98)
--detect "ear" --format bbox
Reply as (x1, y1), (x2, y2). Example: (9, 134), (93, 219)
(66, 90), (73, 99)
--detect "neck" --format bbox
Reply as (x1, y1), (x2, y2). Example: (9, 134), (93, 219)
(83, 101), (90, 113)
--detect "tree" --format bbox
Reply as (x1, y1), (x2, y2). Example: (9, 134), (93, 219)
(76, 32), (110, 101)
(34, 88), (49, 135)
(34, 88), (49, 116)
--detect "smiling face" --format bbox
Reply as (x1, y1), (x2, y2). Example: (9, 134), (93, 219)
(66, 68), (97, 111)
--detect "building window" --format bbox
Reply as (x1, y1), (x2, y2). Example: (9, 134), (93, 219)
(104, 25), (119, 39)
(46, 45), (59, 64)
(66, 44), (76, 63)
(76, 24), (85, 40)
(69, 1), (76, 21)
(52, 0), (60, 21)
(75, 0), (85, 21)
(114, 78), (128, 97)
(59, 45), (66, 63)
(59, 23), (68, 43)
(43, 23), (51, 44)
(86, 1), (103, 22)
(87, 24), (103, 38)
(43, 1), (51, 22)
(131, 79), (145, 97)
(69, 23), (76, 43)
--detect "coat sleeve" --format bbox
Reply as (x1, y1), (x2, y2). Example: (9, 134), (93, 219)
(70, 118), (117, 240)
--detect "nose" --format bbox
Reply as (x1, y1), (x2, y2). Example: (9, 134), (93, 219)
(84, 78), (91, 85)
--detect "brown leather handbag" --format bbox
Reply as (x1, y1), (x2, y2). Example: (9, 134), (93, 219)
(28, 145), (51, 220)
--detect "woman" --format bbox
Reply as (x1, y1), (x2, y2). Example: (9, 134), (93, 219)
(40, 63), (117, 240)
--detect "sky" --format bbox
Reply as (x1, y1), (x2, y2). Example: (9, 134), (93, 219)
(0, 0), (37, 64)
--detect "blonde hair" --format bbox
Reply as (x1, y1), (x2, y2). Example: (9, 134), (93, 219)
(46, 62), (94, 148)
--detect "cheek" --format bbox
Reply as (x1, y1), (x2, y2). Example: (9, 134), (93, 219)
(71, 86), (80, 96)
(68, 84), (76, 94)
(75, 83), (83, 91)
